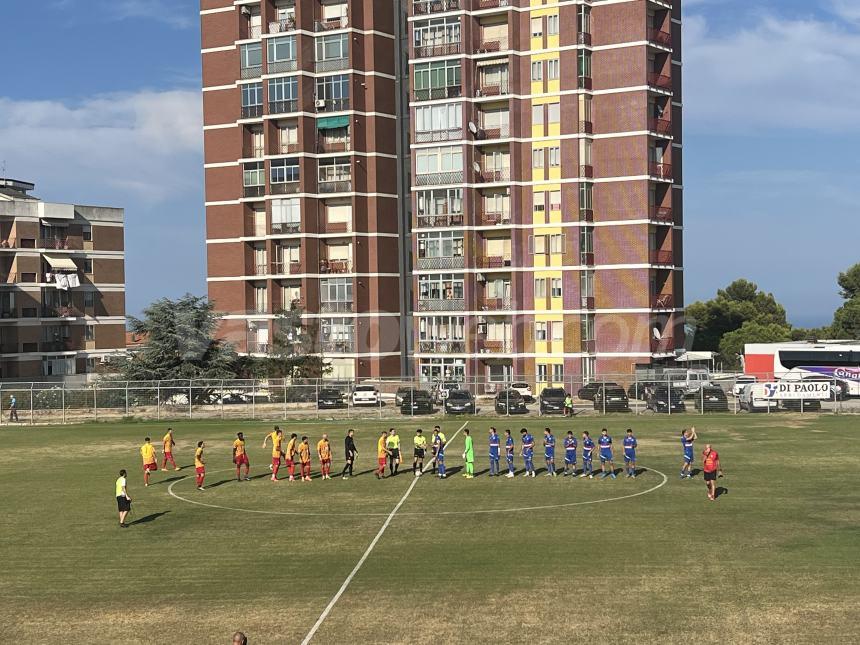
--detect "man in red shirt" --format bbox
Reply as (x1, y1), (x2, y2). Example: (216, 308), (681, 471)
(702, 444), (722, 501)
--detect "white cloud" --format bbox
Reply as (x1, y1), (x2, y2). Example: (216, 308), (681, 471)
(0, 90), (202, 204)
(830, 0), (860, 24)
(51, 0), (195, 29)
(684, 12), (860, 132)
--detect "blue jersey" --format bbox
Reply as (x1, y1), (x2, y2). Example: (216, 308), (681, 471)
(522, 434), (535, 457)
(505, 436), (514, 455)
(623, 436), (637, 454)
(489, 434), (500, 458)
(564, 436), (578, 453)
(682, 434), (694, 455)
(582, 437), (595, 459)
(598, 435), (613, 455)
(544, 434), (555, 457)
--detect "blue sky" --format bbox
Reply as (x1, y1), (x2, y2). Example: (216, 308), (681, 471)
(0, 0), (858, 327)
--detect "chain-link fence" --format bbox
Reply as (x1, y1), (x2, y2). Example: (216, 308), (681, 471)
(0, 373), (855, 426)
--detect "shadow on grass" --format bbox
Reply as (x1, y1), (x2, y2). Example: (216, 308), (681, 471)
(130, 511), (170, 525)
(150, 476), (185, 486)
(715, 486), (728, 499)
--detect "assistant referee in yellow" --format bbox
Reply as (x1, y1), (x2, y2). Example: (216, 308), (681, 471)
(386, 428), (402, 476)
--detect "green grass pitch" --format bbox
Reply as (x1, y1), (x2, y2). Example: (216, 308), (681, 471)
(2, 415), (858, 643)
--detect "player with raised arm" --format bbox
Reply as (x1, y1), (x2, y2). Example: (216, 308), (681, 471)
(233, 432), (250, 481)
(413, 429), (427, 477)
(563, 430), (578, 477)
(264, 428), (284, 482)
(504, 429), (515, 478)
(262, 426), (280, 472)
(317, 433), (332, 480)
(580, 431), (595, 478)
(680, 427), (697, 479)
(598, 428), (616, 479)
(488, 427), (501, 476)
(623, 428), (638, 478)
(543, 427), (557, 476)
(520, 428), (536, 478)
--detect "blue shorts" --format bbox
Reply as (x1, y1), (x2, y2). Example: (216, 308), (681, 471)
(683, 453), (693, 464)
(599, 452), (612, 463)
(489, 453), (499, 461)
(564, 453), (576, 465)
(437, 455), (445, 464)
(583, 453), (593, 463)
(506, 453), (514, 462)
(545, 451), (555, 460)
(523, 452), (533, 460)
(624, 452), (636, 463)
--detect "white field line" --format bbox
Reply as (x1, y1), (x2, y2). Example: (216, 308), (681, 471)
(299, 421), (468, 645)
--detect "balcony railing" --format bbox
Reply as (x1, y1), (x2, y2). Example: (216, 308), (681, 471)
(314, 17), (348, 31)
(316, 98), (350, 112)
(650, 162), (673, 181)
(479, 210), (510, 226)
(240, 65), (262, 80)
(578, 76), (593, 90)
(42, 306), (80, 319)
(475, 37), (509, 53)
(581, 296), (595, 310)
(477, 0), (510, 9)
(648, 73), (673, 91)
(412, 0), (460, 15)
(651, 336), (675, 354)
(271, 181), (300, 195)
(477, 339), (513, 353)
(268, 18), (296, 34)
(319, 259), (352, 274)
(318, 179), (352, 194)
(41, 340), (74, 353)
(246, 342), (270, 355)
(477, 168), (510, 183)
(416, 256), (466, 270)
(320, 301), (354, 313)
(269, 100), (298, 115)
(478, 123), (510, 139)
(416, 170), (463, 186)
(241, 105), (264, 119)
(650, 206), (674, 223)
(653, 293), (674, 309)
(415, 42), (462, 58)
(650, 249), (673, 265)
(579, 120), (594, 135)
(418, 340), (466, 353)
(268, 59), (297, 74)
(324, 221), (352, 235)
(577, 32), (592, 46)
(244, 185), (265, 198)
(417, 298), (465, 312)
(39, 238), (83, 251)
(415, 128), (462, 143)
(320, 340), (356, 353)
(272, 222), (301, 234)
(648, 28), (672, 47)
(476, 81), (509, 97)
(315, 58), (349, 73)
(581, 339), (596, 353)
(414, 86), (462, 101)
(476, 255), (511, 269)
(254, 263), (270, 276)
(480, 296), (512, 311)
(579, 208), (594, 222)
(416, 213), (464, 228)
(317, 137), (351, 153)
(580, 252), (595, 266)
(579, 165), (594, 179)
(271, 260), (303, 275)
(649, 118), (672, 135)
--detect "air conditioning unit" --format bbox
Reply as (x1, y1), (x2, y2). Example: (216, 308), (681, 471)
(315, 99), (326, 108)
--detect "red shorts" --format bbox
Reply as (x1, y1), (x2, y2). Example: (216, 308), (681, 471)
(272, 457), (282, 467)
(321, 459), (331, 466)
(285, 459), (294, 466)
(144, 462), (157, 472)
(378, 457), (386, 467)
(195, 466), (205, 475)
(235, 454), (249, 466)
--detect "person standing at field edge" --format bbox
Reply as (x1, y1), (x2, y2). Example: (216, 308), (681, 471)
(161, 427), (179, 471)
(341, 429), (357, 479)
(702, 444), (722, 501)
(194, 441), (206, 491)
(140, 437), (158, 486)
(116, 469), (131, 528)
(9, 394), (18, 422)
(233, 432), (251, 481)
(462, 428), (474, 478)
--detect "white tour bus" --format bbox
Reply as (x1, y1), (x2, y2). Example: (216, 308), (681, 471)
(744, 342), (860, 398)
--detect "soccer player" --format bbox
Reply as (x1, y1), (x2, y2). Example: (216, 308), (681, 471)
(623, 428), (638, 478)
(262, 426), (280, 472)
(284, 433), (299, 481)
(488, 427), (501, 476)
(341, 429), (357, 479)
(386, 428), (401, 476)
(317, 434), (332, 480)
(580, 431), (595, 478)
(233, 432), (251, 481)
(462, 428), (474, 479)
(598, 428), (616, 479)
(680, 427), (697, 479)
(434, 429), (447, 479)
(504, 429), (515, 478)
(702, 443), (722, 501)
(376, 430), (388, 479)
(161, 428), (179, 471)
(563, 430), (578, 476)
(520, 428), (535, 477)
(430, 425), (443, 475)
(298, 436), (312, 482)
(194, 441), (206, 490)
(413, 429), (427, 476)
(140, 437), (157, 486)
(264, 428), (283, 481)
(543, 427), (556, 476)
(116, 469), (131, 528)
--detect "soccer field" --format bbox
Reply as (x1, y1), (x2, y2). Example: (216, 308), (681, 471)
(2, 416), (858, 644)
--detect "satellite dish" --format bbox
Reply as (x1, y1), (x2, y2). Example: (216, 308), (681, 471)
(468, 121), (478, 135)
(472, 161), (481, 173)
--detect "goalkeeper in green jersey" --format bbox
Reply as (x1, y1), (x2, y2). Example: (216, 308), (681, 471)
(462, 428), (475, 479)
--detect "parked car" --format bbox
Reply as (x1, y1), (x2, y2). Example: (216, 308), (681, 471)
(683, 369), (712, 397)
(510, 382), (534, 403)
(646, 386), (686, 413)
(577, 381), (618, 401)
(694, 385), (729, 412)
(539, 387), (567, 414)
(627, 381), (657, 400)
(351, 385), (380, 407)
(780, 398), (822, 412)
(732, 375), (757, 397)
(317, 388), (346, 410)
(593, 386), (630, 412)
(495, 389), (528, 414)
(738, 384), (778, 413)
(444, 390), (475, 415)
(395, 386), (417, 407)
(400, 389), (434, 415)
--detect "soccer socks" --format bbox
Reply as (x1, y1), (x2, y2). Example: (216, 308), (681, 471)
(466, 462), (474, 476)
(287, 462), (296, 478)
(272, 463), (280, 480)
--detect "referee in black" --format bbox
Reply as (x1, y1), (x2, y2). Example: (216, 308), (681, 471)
(341, 428), (357, 479)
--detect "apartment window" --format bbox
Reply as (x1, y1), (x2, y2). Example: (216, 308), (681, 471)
(551, 321), (563, 342)
(318, 158), (351, 183)
(530, 61), (543, 81)
(580, 182), (594, 210)
(85, 325), (95, 341)
(537, 364), (548, 382)
(413, 17), (461, 48)
(549, 234), (564, 254)
(580, 138), (593, 166)
(82, 225), (92, 242)
(416, 188), (463, 217)
(578, 50), (592, 78)
(547, 58), (559, 80)
(535, 321), (548, 341)
(325, 202), (351, 225)
(530, 17), (543, 37)
(316, 33), (348, 61)
(415, 103), (462, 133)
(244, 161), (265, 187)
(271, 159), (299, 184)
(547, 102), (560, 124)
(419, 316), (465, 342)
(250, 127), (264, 157)
(581, 313), (595, 342)
(84, 291), (95, 308)
(547, 14), (559, 36)
(267, 36), (296, 63)
(551, 278), (562, 298)
(532, 148), (544, 168)
(482, 191), (510, 218)
(416, 146), (463, 174)
(486, 278), (510, 299)
(580, 227), (594, 255)
(414, 60), (461, 91)
(534, 277), (547, 299)
(277, 122), (298, 152)
(549, 146), (561, 167)
(321, 277), (353, 304)
(269, 77), (298, 104)
(240, 43), (262, 69)
(241, 83), (263, 108)
(86, 358), (97, 374)
(550, 190), (561, 210)
(578, 5), (592, 34)
(532, 235), (547, 254)
(533, 191), (545, 212)
(272, 198), (300, 231)
(579, 94), (593, 123)
(581, 270), (595, 301)
(83, 259), (93, 275)
(418, 274), (465, 300)
(531, 104), (544, 126)
(418, 230), (464, 259)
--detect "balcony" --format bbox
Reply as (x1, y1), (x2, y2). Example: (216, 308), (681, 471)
(476, 255), (511, 269)
(269, 100), (298, 115)
(268, 17), (296, 34)
(320, 340), (356, 353)
(648, 28), (672, 48)
(477, 123), (510, 139)
(578, 76), (593, 90)
(241, 105), (264, 119)
(649, 206), (674, 224)
(248, 24), (262, 39)
(41, 340), (74, 353)
(271, 181), (300, 195)
(316, 137), (351, 153)
(412, 0), (460, 14)
(476, 0), (510, 9)
(650, 249), (673, 265)
(316, 98), (350, 113)
(647, 73), (673, 91)
(324, 221), (352, 235)
(415, 128), (462, 143)
(414, 86), (462, 101)
(480, 296), (512, 311)
(477, 339), (513, 353)
(268, 59), (297, 74)
(39, 238), (83, 251)
(319, 259), (352, 274)
(244, 185), (265, 198)
(246, 341), (270, 355)
(581, 339), (596, 353)
(476, 81), (509, 97)
(579, 208), (594, 222)
(649, 118), (672, 136)
(254, 263), (269, 276)
(479, 210), (510, 226)
(579, 165), (594, 179)
(315, 58), (349, 73)
(272, 222), (301, 235)
(651, 336), (675, 354)
(42, 306), (80, 319)
(240, 65), (262, 80)
(418, 340), (466, 353)
(314, 17), (348, 32)
(415, 42), (462, 58)
(418, 298), (465, 312)
(416, 171), (463, 186)
(653, 293), (674, 309)
(320, 301), (354, 313)
(475, 37), (509, 54)
(477, 168), (510, 183)
(577, 32), (592, 46)
(650, 162), (673, 181)
(318, 179), (352, 194)
(417, 256), (466, 270)
(579, 120), (594, 135)
(581, 296), (595, 310)
(417, 212), (464, 228)
(271, 260), (303, 275)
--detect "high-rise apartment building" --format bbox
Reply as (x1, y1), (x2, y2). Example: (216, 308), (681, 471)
(0, 179), (126, 380)
(201, 0), (682, 383)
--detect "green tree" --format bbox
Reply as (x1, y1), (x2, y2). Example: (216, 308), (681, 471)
(719, 321), (792, 369)
(263, 307), (331, 379)
(831, 298), (860, 339)
(836, 263), (860, 300)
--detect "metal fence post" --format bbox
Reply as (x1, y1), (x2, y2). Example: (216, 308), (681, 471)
(94, 385), (98, 422)
(125, 382), (129, 417)
(62, 384), (66, 425)
(666, 373), (671, 418)
(188, 380), (193, 419)
(156, 382), (161, 421)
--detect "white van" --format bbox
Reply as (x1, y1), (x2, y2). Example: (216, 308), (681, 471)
(739, 383), (778, 412)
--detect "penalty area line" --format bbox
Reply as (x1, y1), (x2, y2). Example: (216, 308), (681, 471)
(300, 420), (468, 645)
